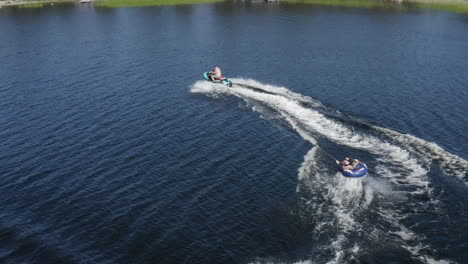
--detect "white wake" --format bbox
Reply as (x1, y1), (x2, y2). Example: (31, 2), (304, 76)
(190, 78), (465, 264)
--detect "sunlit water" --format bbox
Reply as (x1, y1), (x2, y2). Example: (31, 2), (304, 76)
(0, 3), (467, 264)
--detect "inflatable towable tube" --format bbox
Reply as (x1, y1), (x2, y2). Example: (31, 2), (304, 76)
(340, 162), (368, 178)
(203, 72), (233, 87)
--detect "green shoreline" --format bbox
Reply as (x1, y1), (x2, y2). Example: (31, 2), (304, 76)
(0, 0), (69, 8)
(1, 0), (468, 14)
(283, 0), (468, 14)
(95, 0), (222, 7)
(0, 0), (223, 8)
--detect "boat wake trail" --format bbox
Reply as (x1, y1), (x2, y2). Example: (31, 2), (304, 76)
(190, 78), (466, 264)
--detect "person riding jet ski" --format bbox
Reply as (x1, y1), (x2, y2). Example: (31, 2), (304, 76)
(208, 65), (223, 82)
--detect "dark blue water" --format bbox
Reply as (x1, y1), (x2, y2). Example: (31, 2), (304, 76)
(0, 3), (467, 264)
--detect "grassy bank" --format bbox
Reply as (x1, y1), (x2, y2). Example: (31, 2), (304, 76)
(0, 0), (222, 8)
(409, 1), (468, 13)
(282, 0), (393, 8)
(1, 0), (468, 14)
(18, 2), (44, 7)
(0, 0), (71, 8)
(282, 0), (468, 14)
(94, 0), (223, 7)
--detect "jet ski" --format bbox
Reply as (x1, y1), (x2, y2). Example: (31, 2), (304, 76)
(203, 72), (232, 87)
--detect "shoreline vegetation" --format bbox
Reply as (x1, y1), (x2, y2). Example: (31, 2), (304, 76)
(0, 0), (222, 7)
(284, 0), (468, 13)
(95, 0), (223, 7)
(1, 0), (468, 13)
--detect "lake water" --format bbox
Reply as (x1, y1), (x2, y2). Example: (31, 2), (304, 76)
(0, 2), (467, 264)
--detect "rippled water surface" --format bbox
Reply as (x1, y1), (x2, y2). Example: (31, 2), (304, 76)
(0, 3), (467, 264)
